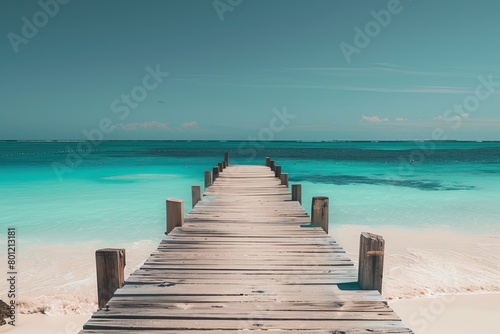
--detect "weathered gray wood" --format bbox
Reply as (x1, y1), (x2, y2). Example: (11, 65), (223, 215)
(265, 157), (270, 167)
(280, 173), (288, 187)
(81, 165), (410, 333)
(95, 248), (125, 309)
(275, 165), (282, 178)
(191, 185), (202, 208)
(204, 171), (212, 188)
(212, 167), (219, 182)
(270, 160), (275, 171)
(358, 232), (385, 293)
(218, 162), (223, 172)
(292, 184), (302, 204)
(166, 199), (184, 234)
(224, 152), (229, 165)
(311, 196), (329, 233)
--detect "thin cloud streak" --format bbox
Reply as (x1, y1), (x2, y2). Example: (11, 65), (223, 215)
(361, 115), (389, 123)
(211, 81), (476, 94)
(283, 64), (478, 79)
(116, 121), (170, 131)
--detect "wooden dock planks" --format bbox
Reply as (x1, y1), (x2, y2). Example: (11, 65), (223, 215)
(80, 164), (413, 333)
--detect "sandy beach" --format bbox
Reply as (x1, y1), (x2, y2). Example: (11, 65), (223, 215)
(3, 294), (499, 334)
(3, 0), (500, 330)
(332, 225), (500, 300)
(1, 225), (498, 333)
(0, 314), (90, 334)
(390, 293), (500, 334)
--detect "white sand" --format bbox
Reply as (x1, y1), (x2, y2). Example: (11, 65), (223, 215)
(333, 225), (500, 333)
(2, 295), (499, 334)
(0, 225), (498, 333)
(390, 293), (500, 334)
(0, 314), (90, 334)
(332, 225), (500, 299)
(0, 239), (159, 316)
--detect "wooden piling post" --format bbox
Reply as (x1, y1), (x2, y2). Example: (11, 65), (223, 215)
(191, 185), (202, 208)
(204, 171), (212, 188)
(311, 196), (329, 233)
(166, 199), (184, 234)
(265, 157), (270, 167)
(280, 173), (288, 188)
(358, 232), (385, 293)
(224, 152), (229, 166)
(270, 160), (275, 171)
(95, 248), (125, 309)
(292, 184), (302, 204)
(222, 161), (227, 169)
(212, 167), (219, 182)
(275, 165), (281, 178)
(218, 162), (223, 172)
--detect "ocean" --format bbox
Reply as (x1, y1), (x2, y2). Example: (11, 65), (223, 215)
(0, 140), (499, 315)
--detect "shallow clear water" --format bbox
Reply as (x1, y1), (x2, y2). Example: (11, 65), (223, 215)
(1, 140), (499, 245)
(1, 140), (499, 315)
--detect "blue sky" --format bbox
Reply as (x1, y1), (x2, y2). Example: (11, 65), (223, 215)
(1, 0), (500, 140)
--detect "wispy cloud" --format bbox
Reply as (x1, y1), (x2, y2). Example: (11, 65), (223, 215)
(208, 80), (475, 95)
(288, 123), (336, 131)
(335, 85), (472, 94)
(171, 65), (500, 96)
(362, 116), (410, 123)
(283, 64), (477, 79)
(434, 113), (470, 122)
(361, 115), (389, 123)
(181, 121), (198, 129)
(116, 121), (170, 131)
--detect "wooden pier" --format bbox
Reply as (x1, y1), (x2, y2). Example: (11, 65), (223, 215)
(80, 157), (413, 333)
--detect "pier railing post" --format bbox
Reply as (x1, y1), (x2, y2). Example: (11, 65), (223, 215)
(292, 184), (302, 204)
(166, 199), (184, 234)
(204, 171), (212, 188)
(218, 162), (223, 172)
(275, 165), (281, 178)
(358, 232), (385, 293)
(212, 167), (219, 182)
(280, 173), (288, 188)
(265, 157), (270, 167)
(224, 152), (229, 166)
(311, 196), (329, 233)
(191, 185), (202, 208)
(95, 248), (125, 309)
(270, 160), (275, 171)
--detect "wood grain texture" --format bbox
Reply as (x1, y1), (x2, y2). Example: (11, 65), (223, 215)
(358, 232), (385, 293)
(311, 196), (329, 234)
(80, 164), (412, 333)
(191, 185), (202, 208)
(166, 199), (184, 234)
(95, 249), (125, 309)
(204, 171), (212, 189)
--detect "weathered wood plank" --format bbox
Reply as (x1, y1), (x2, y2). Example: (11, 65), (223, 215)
(80, 164), (412, 333)
(83, 318), (411, 331)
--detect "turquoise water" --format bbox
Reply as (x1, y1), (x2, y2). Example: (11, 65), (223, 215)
(1, 141), (499, 245)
